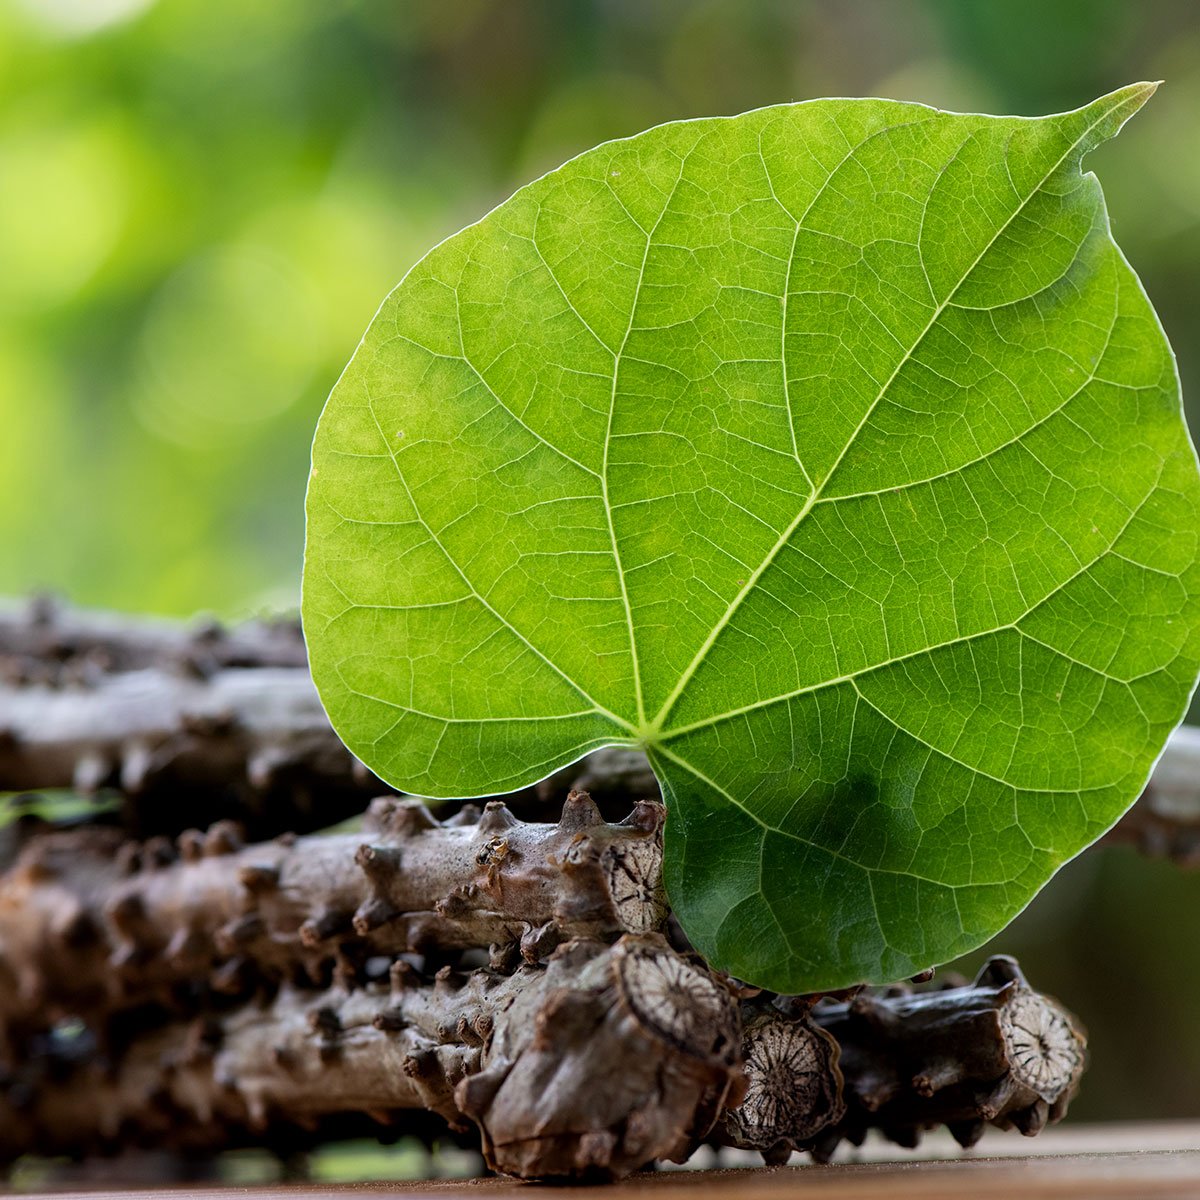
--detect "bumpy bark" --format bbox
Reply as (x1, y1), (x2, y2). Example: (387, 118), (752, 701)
(0, 595), (310, 681)
(0, 792), (666, 1037)
(715, 955), (1086, 1163)
(816, 956), (1085, 1158)
(0, 671), (656, 844)
(1, 949), (1084, 1179)
(0, 936), (744, 1181)
(0, 663), (383, 839)
(0, 599), (658, 840)
(0, 602), (1093, 1179)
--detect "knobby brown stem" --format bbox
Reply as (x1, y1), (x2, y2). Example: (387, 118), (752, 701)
(0, 948), (1085, 1180)
(0, 936), (743, 1181)
(0, 792), (665, 1041)
(0, 595), (310, 681)
(0, 665), (382, 839)
(0, 602), (1093, 1180)
(718, 956), (1086, 1163)
(0, 602), (655, 839)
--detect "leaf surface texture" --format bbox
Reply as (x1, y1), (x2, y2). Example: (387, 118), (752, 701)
(304, 85), (1200, 990)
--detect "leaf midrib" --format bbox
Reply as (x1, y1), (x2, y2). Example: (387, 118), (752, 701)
(641, 98), (1120, 744)
(650, 288), (1125, 743)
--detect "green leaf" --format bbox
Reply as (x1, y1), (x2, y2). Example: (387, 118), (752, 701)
(303, 84), (1200, 991)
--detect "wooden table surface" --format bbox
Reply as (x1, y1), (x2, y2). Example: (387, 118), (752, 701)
(10, 1123), (1200, 1200)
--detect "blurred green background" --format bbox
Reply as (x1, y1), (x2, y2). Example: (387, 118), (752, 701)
(0, 0), (1197, 1133)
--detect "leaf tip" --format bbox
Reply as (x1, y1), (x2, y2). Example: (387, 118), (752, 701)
(1128, 78), (1161, 96)
(1065, 80), (1156, 159)
(1121, 79), (1162, 110)
(1076, 80), (1159, 147)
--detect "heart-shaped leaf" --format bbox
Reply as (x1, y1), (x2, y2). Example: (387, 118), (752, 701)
(303, 85), (1200, 991)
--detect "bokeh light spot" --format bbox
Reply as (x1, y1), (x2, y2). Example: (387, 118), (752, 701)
(134, 243), (323, 447)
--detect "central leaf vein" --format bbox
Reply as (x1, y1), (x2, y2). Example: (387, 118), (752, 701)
(646, 101), (1121, 739)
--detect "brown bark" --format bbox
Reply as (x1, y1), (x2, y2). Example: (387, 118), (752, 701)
(0, 666), (656, 843)
(0, 664), (384, 839)
(0, 595), (309, 681)
(0, 599), (658, 835)
(721, 955), (1086, 1163)
(0, 792), (666, 1039)
(1, 949), (1083, 1179)
(0, 935), (744, 1182)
